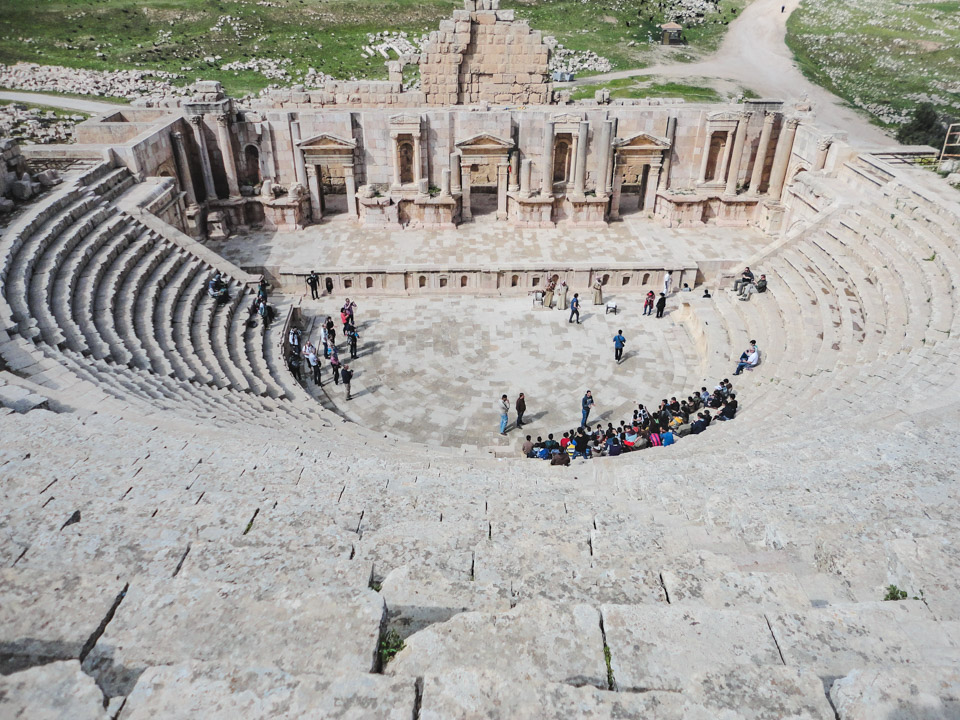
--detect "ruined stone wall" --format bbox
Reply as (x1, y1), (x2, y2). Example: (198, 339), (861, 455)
(419, 0), (551, 106)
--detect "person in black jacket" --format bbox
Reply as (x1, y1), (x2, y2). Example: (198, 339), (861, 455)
(656, 292), (667, 318)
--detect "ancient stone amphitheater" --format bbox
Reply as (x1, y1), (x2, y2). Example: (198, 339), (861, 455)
(3, 2), (960, 718)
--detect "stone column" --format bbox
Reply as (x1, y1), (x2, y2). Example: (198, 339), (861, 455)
(610, 155), (625, 220)
(413, 133), (423, 189)
(716, 129), (734, 184)
(767, 117), (800, 201)
(748, 112), (776, 196)
(519, 158), (532, 198)
(594, 120), (611, 196)
(216, 114), (240, 197)
(497, 162), (509, 220)
(540, 121), (555, 197)
(604, 118), (618, 195)
(644, 163), (661, 212)
(170, 131), (197, 206)
(450, 153), (462, 194)
(189, 115), (218, 201)
(440, 168), (451, 198)
(659, 115), (677, 191)
(567, 132), (579, 189)
(461, 164), (472, 220)
(814, 138), (832, 171)
(573, 121), (589, 196)
(725, 114), (750, 196)
(697, 126), (712, 184)
(390, 132), (401, 188)
(508, 151), (520, 192)
(290, 120), (308, 187)
(306, 164), (322, 223)
(343, 163), (357, 219)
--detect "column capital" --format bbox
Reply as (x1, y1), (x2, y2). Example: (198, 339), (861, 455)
(171, 130), (184, 142)
(305, 164), (317, 177)
(216, 114), (230, 127)
(762, 111), (777, 125)
(785, 117), (801, 130)
(817, 137), (833, 151)
(189, 115), (204, 127)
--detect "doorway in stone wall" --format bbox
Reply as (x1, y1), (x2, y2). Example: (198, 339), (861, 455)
(469, 162), (498, 220)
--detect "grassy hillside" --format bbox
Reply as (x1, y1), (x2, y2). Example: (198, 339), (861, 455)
(786, 0), (960, 126)
(0, 0), (745, 96)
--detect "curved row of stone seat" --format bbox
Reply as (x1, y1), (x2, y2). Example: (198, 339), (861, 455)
(0, 166), (304, 417)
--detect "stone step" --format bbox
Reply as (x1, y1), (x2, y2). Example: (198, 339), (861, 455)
(134, 248), (187, 378)
(155, 258), (202, 383)
(114, 237), (171, 371)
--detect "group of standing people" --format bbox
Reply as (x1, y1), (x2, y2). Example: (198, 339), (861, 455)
(288, 298), (359, 401)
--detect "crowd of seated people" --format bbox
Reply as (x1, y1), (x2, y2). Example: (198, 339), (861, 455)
(524, 380), (739, 461)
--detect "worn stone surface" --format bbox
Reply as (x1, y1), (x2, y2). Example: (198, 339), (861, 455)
(119, 662), (415, 719)
(387, 599), (607, 688)
(380, 564), (512, 638)
(768, 601), (952, 677)
(829, 667), (960, 720)
(0, 660), (108, 720)
(83, 578), (385, 697)
(602, 605), (783, 691)
(0, 568), (125, 674)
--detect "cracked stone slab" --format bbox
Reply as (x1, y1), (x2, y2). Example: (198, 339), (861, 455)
(386, 599), (607, 688)
(83, 577), (385, 698)
(680, 666), (835, 719)
(418, 668), (689, 719)
(601, 605), (783, 691)
(0, 660), (108, 720)
(767, 600), (944, 677)
(380, 564), (511, 638)
(830, 667), (960, 720)
(353, 520), (487, 583)
(661, 563), (813, 611)
(0, 568), (125, 674)
(119, 661), (415, 719)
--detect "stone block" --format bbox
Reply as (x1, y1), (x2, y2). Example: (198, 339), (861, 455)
(439, 20), (455, 32)
(602, 605), (782, 691)
(387, 600), (607, 688)
(830, 667), (960, 720)
(495, 8), (515, 20)
(82, 578), (386, 697)
(11, 179), (32, 201)
(474, 11), (496, 24)
(120, 662), (416, 719)
(0, 661), (108, 720)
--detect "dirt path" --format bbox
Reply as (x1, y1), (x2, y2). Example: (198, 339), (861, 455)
(0, 91), (120, 114)
(559, 0), (892, 145)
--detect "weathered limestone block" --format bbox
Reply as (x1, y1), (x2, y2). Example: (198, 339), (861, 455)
(353, 520), (487, 583)
(768, 600), (953, 677)
(380, 564), (511, 638)
(419, 669), (687, 719)
(0, 568), (127, 673)
(120, 662), (416, 719)
(387, 600), (607, 688)
(0, 660), (108, 720)
(83, 578), (386, 697)
(830, 667), (960, 720)
(601, 605), (782, 691)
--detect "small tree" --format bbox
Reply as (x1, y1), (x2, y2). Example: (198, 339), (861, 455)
(896, 103), (946, 148)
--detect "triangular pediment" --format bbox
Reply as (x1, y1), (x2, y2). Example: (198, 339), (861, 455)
(298, 132), (357, 149)
(456, 133), (514, 149)
(552, 113), (584, 125)
(707, 111), (744, 122)
(616, 132), (670, 149)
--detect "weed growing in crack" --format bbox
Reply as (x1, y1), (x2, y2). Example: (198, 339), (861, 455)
(379, 629), (405, 667)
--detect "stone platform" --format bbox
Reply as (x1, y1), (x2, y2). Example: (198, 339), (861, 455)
(296, 295), (701, 449)
(209, 211), (766, 278)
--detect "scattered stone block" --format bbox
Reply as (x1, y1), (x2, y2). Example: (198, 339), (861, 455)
(0, 660), (108, 720)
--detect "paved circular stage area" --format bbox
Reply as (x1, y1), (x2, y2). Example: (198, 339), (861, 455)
(300, 294), (701, 449)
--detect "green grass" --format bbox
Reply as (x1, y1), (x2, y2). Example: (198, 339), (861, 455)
(786, 0), (960, 126)
(0, 0), (750, 96)
(0, 99), (90, 118)
(572, 76), (728, 103)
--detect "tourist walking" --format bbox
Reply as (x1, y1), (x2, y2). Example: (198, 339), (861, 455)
(306, 271), (320, 299)
(613, 330), (626, 363)
(499, 394), (510, 435)
(557, 280), (569, 310)
(302, 341), (321, 384)
(581, 390), (595, 427)
(341, 364), (353, 400)
(656, 292), (667, 318)
(330, 349), (341, 385)
(592, 278), (604, 305)
(569, 293), (581, 324)
(643, 290), (655, 316)
(289, 327), (301, 353)
(288, 350), (302, 381)
(542, 279), (555, 309)
(663, 272), (673, 296)
(347, 325), (359, 359)
(516, 393), (527, 428)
